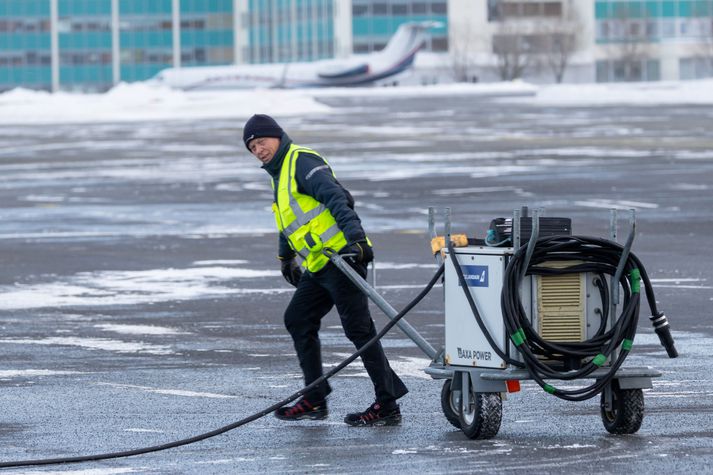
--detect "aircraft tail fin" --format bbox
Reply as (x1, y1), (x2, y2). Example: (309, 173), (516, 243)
(378, 21), (441, 61)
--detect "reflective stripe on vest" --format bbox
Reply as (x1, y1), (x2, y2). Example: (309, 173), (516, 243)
(272, 144), (349, 272)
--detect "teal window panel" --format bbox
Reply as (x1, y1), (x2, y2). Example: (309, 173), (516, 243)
(0, 33), (47, 50)
(120, 32), (173, 48)
(207, 30), (232, 46)
(181, 30), (209, 47)
(645, 1), (660, 17)
(59, 33), (112, 49)
(678, 0), (692, 16)
(353, 18), (375, 35)
(4, 0), (48, 16)
(119, 32), (134, 48)
(595, 1), (609, 19)
(181, 0), (232, 13)
(120, 0), (171, 14)
(611, 2), (629, 18)
(691, 0), (708, 15)
(12, 68), (25, 83)
(61, 65), (110, 84)
(147, 31), (173, 47)
(628, 1), (643, 18)
(39, 34), (51, 49)
(36, 66), (52, 83)
(4, 66), (49, 85)
(60, 0), (112, 16)
(662, 1), (676, 17)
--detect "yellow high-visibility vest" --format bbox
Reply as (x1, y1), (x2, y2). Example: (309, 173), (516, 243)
(271, 144), (349, 272)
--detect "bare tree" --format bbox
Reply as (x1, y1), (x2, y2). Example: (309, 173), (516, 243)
(449, 21), (483, 82)
(492, 25), (535, 81)
(490, 1), (581, 82)
(539, 5), (581, 83)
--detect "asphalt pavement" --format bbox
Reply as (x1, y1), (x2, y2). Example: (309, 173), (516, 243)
(0, 92), (712, 473)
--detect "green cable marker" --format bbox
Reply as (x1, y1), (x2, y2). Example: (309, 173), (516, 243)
(593, 353), (607, 366)
(511, 328), (526, 346)
(629, 268), (641, 294)
(622, 339), (633, 351)
(544, 384), (556, 394)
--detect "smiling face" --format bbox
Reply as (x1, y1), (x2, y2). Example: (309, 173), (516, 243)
(248, 137), (281, 165)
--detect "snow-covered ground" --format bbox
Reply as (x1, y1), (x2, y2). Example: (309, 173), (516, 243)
(2, 79), (713, 125)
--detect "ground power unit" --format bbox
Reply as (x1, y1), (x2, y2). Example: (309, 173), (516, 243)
(422, 208), (676, 439)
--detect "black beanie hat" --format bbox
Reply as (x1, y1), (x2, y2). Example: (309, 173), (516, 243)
(243, 114), (284, 150)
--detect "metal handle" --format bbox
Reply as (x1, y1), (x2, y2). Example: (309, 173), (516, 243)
(323, 248), (438, 360)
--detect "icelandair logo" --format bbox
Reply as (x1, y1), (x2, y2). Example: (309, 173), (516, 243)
(460, 265), (488, 287)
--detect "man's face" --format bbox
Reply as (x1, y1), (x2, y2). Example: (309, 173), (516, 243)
(248, 137), (281, 165)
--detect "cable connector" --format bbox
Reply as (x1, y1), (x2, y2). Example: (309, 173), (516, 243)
(650, 312), (678, 358)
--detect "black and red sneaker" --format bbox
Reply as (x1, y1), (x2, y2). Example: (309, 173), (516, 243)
(274, 397), (328, 421)
(344, 401), (401, 427)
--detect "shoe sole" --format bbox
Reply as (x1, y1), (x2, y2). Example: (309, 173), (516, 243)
(344, 414), (401, 427)
(275, 410), (328, 421)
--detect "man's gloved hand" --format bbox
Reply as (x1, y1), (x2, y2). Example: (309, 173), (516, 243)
(280, 257), (303, 287)
(339, 241), (374, 265)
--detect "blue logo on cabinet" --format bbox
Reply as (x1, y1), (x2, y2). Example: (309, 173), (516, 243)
(461, 265), (488, 287)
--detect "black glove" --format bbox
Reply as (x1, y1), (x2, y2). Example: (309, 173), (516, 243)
(339, 241), (374, 265)
(280, 258), (303, 287)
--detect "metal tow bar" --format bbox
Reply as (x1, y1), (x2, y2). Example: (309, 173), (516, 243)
(323, 248), (440, 362)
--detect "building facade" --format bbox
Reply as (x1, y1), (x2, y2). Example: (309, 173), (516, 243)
(594, 0), (713, 82)
(1, 0), (237, 92)
(350, 0), (449, 53)
(1, 0), (713, 92)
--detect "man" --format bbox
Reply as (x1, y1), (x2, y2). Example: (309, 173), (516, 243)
(243, 114), (407, 426)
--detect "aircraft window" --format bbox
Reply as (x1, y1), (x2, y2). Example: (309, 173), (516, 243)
(393, 5), (407, 15)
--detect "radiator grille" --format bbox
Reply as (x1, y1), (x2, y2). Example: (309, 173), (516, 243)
(537, 270), (585, 342)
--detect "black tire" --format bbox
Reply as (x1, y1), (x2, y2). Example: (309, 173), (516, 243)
(600, 381), (644, 435)
(459, 390), (502, 439)
(440, 379), (461, 429)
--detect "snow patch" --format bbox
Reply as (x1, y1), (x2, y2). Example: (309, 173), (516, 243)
(0, 337), (173, 355)
(0, 83), (331, 124)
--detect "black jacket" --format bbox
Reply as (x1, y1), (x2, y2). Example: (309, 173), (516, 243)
(262, 133), (366, 260)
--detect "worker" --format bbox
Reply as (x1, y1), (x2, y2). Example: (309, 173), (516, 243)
(243, 114), (407, 426)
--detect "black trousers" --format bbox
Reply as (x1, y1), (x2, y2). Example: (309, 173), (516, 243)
(283, 261), (408, 404)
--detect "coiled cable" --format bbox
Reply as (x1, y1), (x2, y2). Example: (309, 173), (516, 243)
(449, 235), (677, 403)
(501, 235), (675, 401)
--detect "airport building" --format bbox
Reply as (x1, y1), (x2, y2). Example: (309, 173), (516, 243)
(1, 0), (712, 92)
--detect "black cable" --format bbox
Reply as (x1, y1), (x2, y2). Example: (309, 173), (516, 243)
(499, 235), (673, 401)
(0, 263), (445, 469)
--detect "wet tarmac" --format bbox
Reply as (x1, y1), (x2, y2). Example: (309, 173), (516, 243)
(0, 93), (712, 473)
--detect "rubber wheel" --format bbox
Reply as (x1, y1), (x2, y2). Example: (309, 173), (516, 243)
(459, 390), (502, 439)
(600, 381), (644, 434)
(440, 379), (461, 429)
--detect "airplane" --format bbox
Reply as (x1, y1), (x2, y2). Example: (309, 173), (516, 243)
(150, 21), (439, 90)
